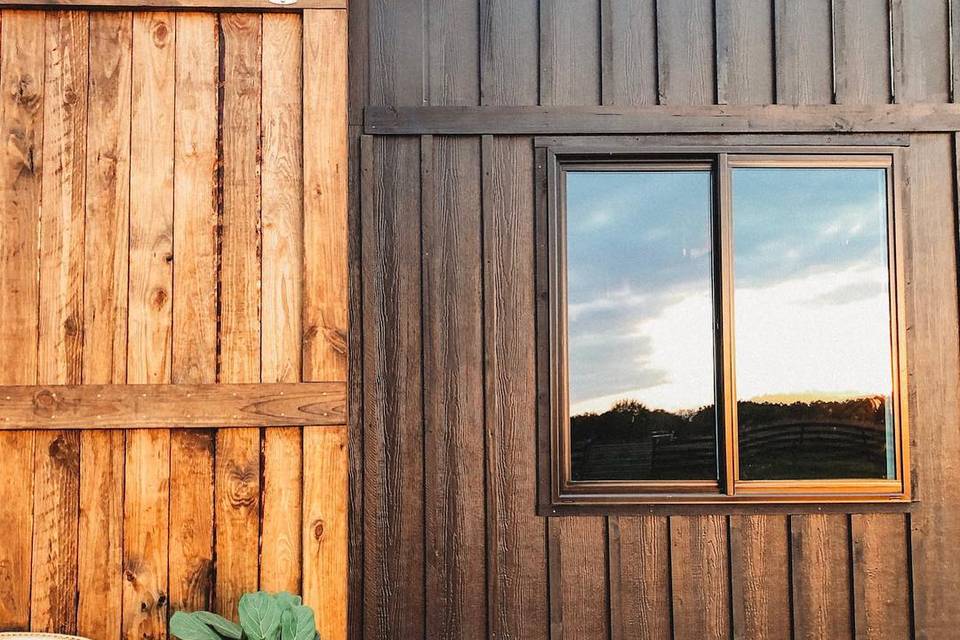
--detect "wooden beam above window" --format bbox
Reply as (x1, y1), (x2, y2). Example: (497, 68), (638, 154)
(364, 103), (960, 136)
(0, 382), (346, 430)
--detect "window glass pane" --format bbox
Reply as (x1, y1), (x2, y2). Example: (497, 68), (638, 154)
(566, 170), (717, 481)
(732, 167), (895, 480)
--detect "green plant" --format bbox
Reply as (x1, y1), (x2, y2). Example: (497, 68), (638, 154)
(170, 592), (319, 640)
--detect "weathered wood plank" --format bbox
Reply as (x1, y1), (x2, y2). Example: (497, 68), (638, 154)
(364, 103), (960, 135)
(552, 518), (610, 639)
(600, 0), (656, 106)
(612, 516), (671, 640)
(3, 0), (347, 9)
(539, 0), (600, 106)
(368, 0), (424, 106)
(671, 515), (731, 640)
(302, 8), (348, 384)
(422, 134), (486, 639)
(361, 135), (424, 640)
(729, 515), (791, 640)
(260, 11), (304, 595)
(656, 0), (715, 105)
(123, 13), (175, 640)
(77, 12), (131, 640)
(427, 0), (478, 106)
(832, 0), (891, 105)
(0, 383), (345, 429)
(774, 0), (833, 104)
(851, 514), (911, 639)
(909, 134), (960, 639)
(791, 514), (854, 640)
(892, 0), (950, 103)
(0, 11), (44, 629)
(31, 10), (87, 633)
(715, 0), (774, 105)
(479, 0), (538, 106)
(302, 11), (349, 640)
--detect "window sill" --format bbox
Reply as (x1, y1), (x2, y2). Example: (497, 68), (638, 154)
(539, 498), (916, 518)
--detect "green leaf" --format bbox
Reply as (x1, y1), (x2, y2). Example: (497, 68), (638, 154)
(239, 592), (283, 640)
(170, 612), (222, 640)
(195, 612), (243, 640)
(274, 592), (302, 611)
(280, 606), (316, 640)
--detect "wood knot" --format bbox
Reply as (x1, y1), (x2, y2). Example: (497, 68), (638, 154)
(152, 287), (169, 310)
(227, 466), (258, 509)
(63, 314), (80, 337)
(312, 519), (325, 542)
(152, 21), (170, 46)
(48, 434), (79, 469)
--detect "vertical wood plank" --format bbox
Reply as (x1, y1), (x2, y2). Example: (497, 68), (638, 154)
(671, 515), (730, 640)
(124, 12), (175, 640)
(714, 0), (774, 105)
(479, 0), (538, 106)
(539, 0), (601, 106)
(78, 11), (131, 640)
(832, 0), (891, 104)
(656, 0), (715, 105)
(260, 11), (304, 595)
(791, 514), (854, 640)
(729, 516), (791, 640)
(612, 516), (671, 640)
(851, 514), (911, 639)
(774, 0), (834, 104)
(893, 0), (950, 103)
(422, 134), (486, 639)
(0, 11), (44, 627)
(170, 11), (218, 615)
(552, 518), (610, 639)
(216, 10), (262, 618)
(600, 0), (657, 106)
(32, 10), (87, 633)
(302, 11), (349, 640)
(482, 136), (548, 640)
(427, 0), (479, 106)
(909, 134), (960, 639)
(361, 135), (424, 640)
(368, 0), (425, 106)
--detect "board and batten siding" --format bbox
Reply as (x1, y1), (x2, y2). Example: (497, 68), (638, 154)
(352, 1), (960, 639)
(0, 6), (349, 640)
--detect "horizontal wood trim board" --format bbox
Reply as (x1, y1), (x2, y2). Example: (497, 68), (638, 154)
(0, 1), (346, 10)
(0, 382), (346, 430)
(364, 104), (960, 135)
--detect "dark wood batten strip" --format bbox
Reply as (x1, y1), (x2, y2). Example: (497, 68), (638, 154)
(0, 382), (346, 430)
(365, 104), (960, 135)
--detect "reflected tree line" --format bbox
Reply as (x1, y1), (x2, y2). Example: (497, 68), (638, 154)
(571, 396), (890, 481)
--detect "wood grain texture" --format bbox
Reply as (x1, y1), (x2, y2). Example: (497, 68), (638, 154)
(832, 0), (890, 105)
(422, 134), (486, 639)
(0, 383), (346, 429)
(908, 134), (960, 639)
(893, 0), (950, 103)
(303, 426), (349, 640)
(479, 0), (538, 106)
(76, 13), (130, 639)
(729, 515), (791, 640)
(368, 0), (423, 107)
(612, 516), (671, 640)
(0, 12), (43, 628)
(260, 11), (304, 594)
(539, 0), (600, 106)
(552, 517), (609, 640)
(361, 135), (424, 640)
(656, 0), (715, 105)
(3, 0), (347, 8)
(31, 11), (86, 634)
(302, 8), (348, 383)
(600, 0), (657, 106)
(482, 136), (547, 639)
(715, 0), (774, 105)
(774, 0), (834, 104)
(427, 0), (478, 106)
(851, 514), (911, 639)
(670, 515), (731, 640)
(791, 514), (854, 640)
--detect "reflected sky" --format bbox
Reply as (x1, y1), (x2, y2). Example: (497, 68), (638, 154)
(567, 166), (894, 417)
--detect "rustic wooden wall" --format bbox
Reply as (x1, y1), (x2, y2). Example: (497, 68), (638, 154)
(350, 1), (960, 639)
(0, 6), (349, 640)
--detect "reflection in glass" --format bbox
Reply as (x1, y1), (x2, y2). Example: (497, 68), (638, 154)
(732, 167), (895, 480)
(566, 170), (717, 481)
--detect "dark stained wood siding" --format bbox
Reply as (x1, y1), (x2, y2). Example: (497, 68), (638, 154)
(351, 1), (960, 639)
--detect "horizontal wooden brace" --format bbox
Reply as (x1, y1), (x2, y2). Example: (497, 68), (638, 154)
(364, 104), (960, 136)
(0, 0), (346, 11)
(0, 382), (346, 430)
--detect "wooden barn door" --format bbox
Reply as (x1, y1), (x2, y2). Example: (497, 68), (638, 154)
(0, 4), (348, 640)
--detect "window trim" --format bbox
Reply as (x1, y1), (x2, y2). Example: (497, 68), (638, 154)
(537, 142), (911, 510)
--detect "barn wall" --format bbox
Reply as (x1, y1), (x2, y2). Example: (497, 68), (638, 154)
(350, 1), (960, 639)
(0, 7), (349, 640)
